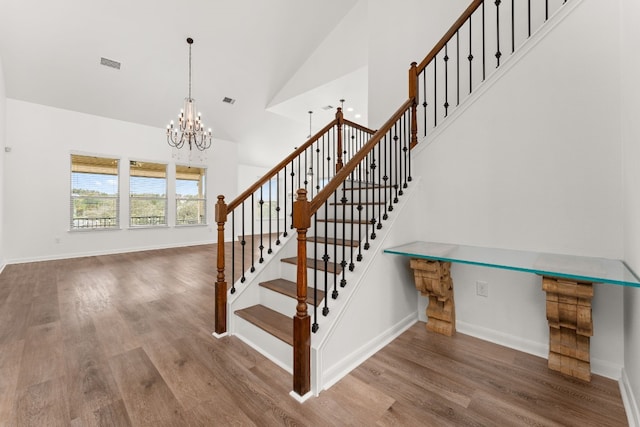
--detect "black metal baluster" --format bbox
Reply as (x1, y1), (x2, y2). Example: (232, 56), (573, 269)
(495, 0), (502, 67)
(324, 202), (331, 311)
(325, 134), (330, 192)
(340, 183), (348, 287)
(289, 160), (295, 231)
(456, 30), (460, 106)
(398, 117), (404, 197)
(393, 124), (399, 205)
(403, 111), (409, 189)
(259, 186), (264, 263)
(268, 178), (273, 254)
(283, 165), (288, 237)
(356, 175), (363, 262)
(528, 0), (531, 37)
(304, 147), (309, 196)
(250, 193), (255, 272)
(434, 54), (438, 127)
(482, 1), (486, 80)
(349, 167), (356, 271)
(313, 215), (319, 331)
(316, 140), (321, 193)
(363, 154), (371, 251)
(444, 44), (449, 117)
(241, 201), (246, 283)
(370, 146), (377, 240)
(276, 172), (281, 244)
(231, 210), (236, 292)
(511, 0), (515, 53)
(377, 137), (383, 230)
(333, 188), (338, 297)
(387, 132), (394, 213)
(469, 16), (474, 94)
(545, 0), (549, 21)
(422, 70), (428, 136)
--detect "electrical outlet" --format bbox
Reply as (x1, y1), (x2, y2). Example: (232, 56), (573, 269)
(476, 281), (489, 297)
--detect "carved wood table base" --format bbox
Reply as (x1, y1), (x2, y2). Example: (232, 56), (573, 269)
(542, 276), (594, 382)
(410, 259), (455, 336)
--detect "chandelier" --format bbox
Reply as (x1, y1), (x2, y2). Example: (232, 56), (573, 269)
(167, 37), (212, 151)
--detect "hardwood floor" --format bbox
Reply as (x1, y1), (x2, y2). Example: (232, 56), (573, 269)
(0, 244), (628, 426)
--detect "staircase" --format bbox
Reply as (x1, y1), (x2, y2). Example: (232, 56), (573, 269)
(214, 0), (577, 399)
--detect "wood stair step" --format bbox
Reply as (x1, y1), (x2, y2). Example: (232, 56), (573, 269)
(235, 305), (293, 346)
(329, 201), (386, 206)
(308, 236), (360, 248)
(343, 184), (391, 190)
(260, 279), (325, 306)
(316, 218), (370, 225)
(281, 257), (343, 274)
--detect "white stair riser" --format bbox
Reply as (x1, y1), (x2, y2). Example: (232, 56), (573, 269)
(234, 316), (293, 373)
(280, 261), (346, 286)
(259, 286), (299, 317)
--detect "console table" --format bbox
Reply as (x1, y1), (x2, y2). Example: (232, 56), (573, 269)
(384, 241), (640, 382)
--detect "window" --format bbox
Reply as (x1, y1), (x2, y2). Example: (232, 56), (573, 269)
(176, 165), (206, 225)
(71, 155), (119, 230)
(129, 161), (167, 227)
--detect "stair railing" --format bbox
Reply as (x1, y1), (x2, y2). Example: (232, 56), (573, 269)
(410, 0), (570, 141)
(291, 0), (573, 398)
(292, 99), (414, 396)
(214, 108), (374, 335)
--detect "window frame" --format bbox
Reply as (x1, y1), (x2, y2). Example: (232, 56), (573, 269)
(129, 160), (168, 228)
(70, 154), (120, 231)
(175, 164), (207, 227)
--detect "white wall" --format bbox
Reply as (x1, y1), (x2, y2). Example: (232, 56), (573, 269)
(622, 0), (640, 419)
(367, 0), (470, 127)
(4, 100), (238, 263)
(0, 55), (5, 268)
(369, 0), (626, 376)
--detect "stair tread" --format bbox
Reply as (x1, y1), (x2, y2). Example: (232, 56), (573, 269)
(281, 256), (343, 274)
(235, 305), (293, 346)
(329, 201), (385, 206)
(316, 218), (370, 224)
(308, 236), (360, 248)
(260, 278), (325, 306)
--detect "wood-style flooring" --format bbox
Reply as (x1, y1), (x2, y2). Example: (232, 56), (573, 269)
(0, 244), (628, 426)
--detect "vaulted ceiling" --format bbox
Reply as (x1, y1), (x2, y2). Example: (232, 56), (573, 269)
(0, 0), (367, 167)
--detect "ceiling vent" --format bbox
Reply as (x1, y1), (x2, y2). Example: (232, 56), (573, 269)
(222, 97), (236, 105)
(100, 57), (121, 70)
(322, 105), (333, 110)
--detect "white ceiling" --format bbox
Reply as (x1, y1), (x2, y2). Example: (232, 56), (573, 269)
(0, 0), (366, 167)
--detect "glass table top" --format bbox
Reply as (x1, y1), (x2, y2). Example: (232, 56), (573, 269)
(384, 241), (640, 288)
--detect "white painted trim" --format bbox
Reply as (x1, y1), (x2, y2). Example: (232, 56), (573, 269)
(456, 320), (548, 360)
(5, 239), (215, 264)
(0, 262), (5, 275)
(289, 390), (313, 403)
(232, 331), (293, 375)
(412, 0), (585, 158)
(321, 313), (417, 392)
(211, 331), (228, 339)
(621, 369), (640, 427)
(457, 320), (623, 380)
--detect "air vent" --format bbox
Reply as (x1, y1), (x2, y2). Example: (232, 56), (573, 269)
(222, 97), (236, 105)
(100, 57), (121, 70)
(322, 105), (333, 110)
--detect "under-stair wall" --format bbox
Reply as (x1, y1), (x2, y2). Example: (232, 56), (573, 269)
(401, 0), (625, 378)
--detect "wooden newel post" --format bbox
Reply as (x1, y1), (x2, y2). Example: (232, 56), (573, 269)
(409, 61), (419, 149)
(292, 189), (311, 396)
(214, 195), (228, 335)
(336, 107), (344, 173)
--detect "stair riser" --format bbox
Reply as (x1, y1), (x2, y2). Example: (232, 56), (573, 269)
(315, 207), (382, 221)
(311, 222), (375, 242)
(305, 240), (356, 257)
(234, 316), (293, 372)
(259, 286), (300, 317)
(280, 261), (348, 287)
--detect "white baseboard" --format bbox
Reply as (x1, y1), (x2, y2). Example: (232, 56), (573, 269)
(320, 313), (417, 392)
(456, 320), (548, 359)
(621, 369), (640, 427)
(5, 239), (215, 264)
(457, 321), (622, 380)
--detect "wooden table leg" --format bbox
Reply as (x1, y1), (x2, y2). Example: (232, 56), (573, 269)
(410, 259), (455, 336)
(542, 276), (594, 381)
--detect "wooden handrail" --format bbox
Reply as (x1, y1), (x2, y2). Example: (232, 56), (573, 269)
(227, 115), (376, 212)
(416, 0), (484, 73)
(227, 118), (337, 212)
(309, 98), (413, 215)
